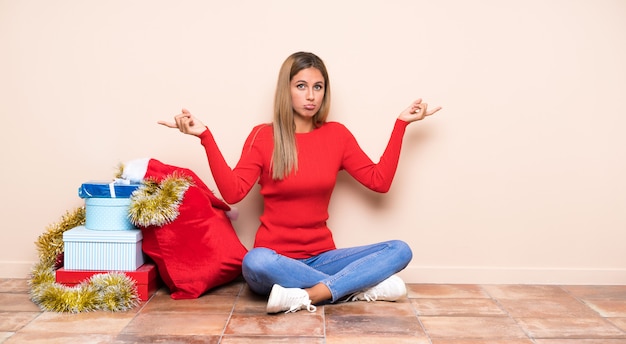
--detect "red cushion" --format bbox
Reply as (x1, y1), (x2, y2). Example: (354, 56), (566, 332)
(134, 159), (247, 299)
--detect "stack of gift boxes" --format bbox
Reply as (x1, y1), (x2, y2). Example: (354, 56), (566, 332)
(55, 181), (160, 300)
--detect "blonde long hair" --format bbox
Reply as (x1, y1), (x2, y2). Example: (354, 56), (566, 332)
(272, 52), (331, 180)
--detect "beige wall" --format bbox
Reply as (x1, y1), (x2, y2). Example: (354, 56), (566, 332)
(1, 0), (625, 284)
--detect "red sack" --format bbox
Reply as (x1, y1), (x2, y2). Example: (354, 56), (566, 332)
(127, 159), (247, 299)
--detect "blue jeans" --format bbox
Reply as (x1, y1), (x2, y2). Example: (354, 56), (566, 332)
(241, 240), (413, 303)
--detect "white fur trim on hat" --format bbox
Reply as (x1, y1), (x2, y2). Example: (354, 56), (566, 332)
(122, 158), (151, 183)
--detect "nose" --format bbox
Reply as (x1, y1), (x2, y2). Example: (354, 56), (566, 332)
(306, 88), (314, 100)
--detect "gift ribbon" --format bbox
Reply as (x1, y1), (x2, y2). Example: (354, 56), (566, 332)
(108, 178), (131, 198)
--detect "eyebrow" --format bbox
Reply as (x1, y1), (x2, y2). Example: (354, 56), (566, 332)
(294, 80), (325, 85)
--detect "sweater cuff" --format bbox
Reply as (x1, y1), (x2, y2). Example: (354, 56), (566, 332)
(198, 127), (212, 142)
(395, 118), (410, 130)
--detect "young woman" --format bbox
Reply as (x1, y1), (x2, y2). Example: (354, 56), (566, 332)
(159, 51), (441, 313)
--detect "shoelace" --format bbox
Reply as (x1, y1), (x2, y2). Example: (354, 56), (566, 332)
(285, 300), (317, 313)
(360, 292), (378, 302)
(347, 289), (380, 302)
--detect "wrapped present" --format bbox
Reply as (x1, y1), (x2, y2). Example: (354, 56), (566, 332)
(56, 263), (160, 301)
(78, 180), (141, 199)
(78, 180), (139, 231)
(63, 226), (144, 271)
(85, 197), (136, 230)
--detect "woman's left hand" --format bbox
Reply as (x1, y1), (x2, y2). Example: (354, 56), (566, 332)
(398, 99), (442, 123)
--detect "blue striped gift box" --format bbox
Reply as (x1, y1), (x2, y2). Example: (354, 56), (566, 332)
(62, 226), (145, 271)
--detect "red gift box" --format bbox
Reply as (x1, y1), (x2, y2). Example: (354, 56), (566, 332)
(55, 263), (160, 301)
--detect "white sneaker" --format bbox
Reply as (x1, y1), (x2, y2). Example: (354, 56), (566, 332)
(350, 275), (407, 302)
(266, 284), (317, 314)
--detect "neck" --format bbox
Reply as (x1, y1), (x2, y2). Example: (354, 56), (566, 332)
(294, 118), (314, 133)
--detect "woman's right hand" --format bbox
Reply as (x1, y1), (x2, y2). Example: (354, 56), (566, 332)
(158, 108), (207, 137)
(397, 99), (441, 123)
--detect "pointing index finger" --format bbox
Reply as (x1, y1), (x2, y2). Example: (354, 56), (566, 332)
(157, 120), (178, 128)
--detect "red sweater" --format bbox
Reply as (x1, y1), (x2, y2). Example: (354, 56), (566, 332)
(199, 119), (409, 259)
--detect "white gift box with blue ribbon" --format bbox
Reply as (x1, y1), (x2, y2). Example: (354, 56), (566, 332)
(78, 179), (140, 231)
(63, 226), (145, 271)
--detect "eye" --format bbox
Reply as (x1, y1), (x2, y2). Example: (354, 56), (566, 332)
(313, 84), (323, 91)
(296, 84), (306, 90)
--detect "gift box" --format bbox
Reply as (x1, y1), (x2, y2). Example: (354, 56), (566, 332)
(78, 180), (141, 199)
(55, 263), (160, 301)
(63, 226), (144, 271)
(84, 197), (136, 230)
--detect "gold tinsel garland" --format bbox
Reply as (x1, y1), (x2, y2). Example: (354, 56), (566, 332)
(28, 207), (140, 313)
(128, 173), (192, 227)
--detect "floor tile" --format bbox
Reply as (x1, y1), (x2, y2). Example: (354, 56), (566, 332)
(3, 332), (118, 344)
(430, 340), (534, 344)
(224, 313), (325, 337)
(326, 334), (430, 343)
(562, 285), (626, 299)
(483, 285), (571, 299)
(205, 280), (245, 296)
(221, 336), (325, 343)
(140, 292), (237, 314)
(607, 318), (626, 332)
(497, 297), (602, 318)
(17, 310), (136, 334)
(0, 332), (13, 342)
(325, 299), (415, 316)
(408, 284), (489, 299)
(115, 333), (221, 343)
(420, 316), (528, 339)
(122, 313), (228, 335)
(583, 299), (626, 317)
(0, 279), (30, 293)
(412, 298), (506, 316)
(516, 317), (626, 339)
(326, 315), (426, 337)
(0, 293), (42, 312)
(0, 311), (40, 332)
(232, 286), (269, 314)
(122, 313), (228, 336)
(534, 340), (626, 344)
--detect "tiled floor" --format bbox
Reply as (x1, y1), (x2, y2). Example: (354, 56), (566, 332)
(1, 278), (626, 343)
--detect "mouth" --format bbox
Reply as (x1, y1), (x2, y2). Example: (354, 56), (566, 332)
(304, 104), (316, 111)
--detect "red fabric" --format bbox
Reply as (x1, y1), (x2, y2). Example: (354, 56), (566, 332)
(138, 159), (247, 299)
(199, 119), (409, 259)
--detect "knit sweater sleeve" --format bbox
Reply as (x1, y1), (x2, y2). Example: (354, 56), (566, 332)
(198, 125), (266, 204)
(341, 119), (409, 193)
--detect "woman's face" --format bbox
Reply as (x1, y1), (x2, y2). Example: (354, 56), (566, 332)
(290, 67), (325, 123)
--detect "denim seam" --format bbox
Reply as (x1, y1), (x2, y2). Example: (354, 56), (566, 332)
(322, 244), (392, 302)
